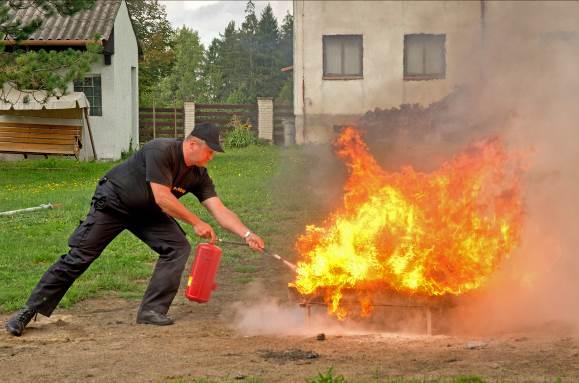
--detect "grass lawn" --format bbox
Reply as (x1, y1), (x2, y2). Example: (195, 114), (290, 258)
(169, 372), (503, 383)
(0, 145), (317, 313)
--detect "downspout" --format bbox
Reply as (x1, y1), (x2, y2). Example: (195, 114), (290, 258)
(480, 0), (486, 81)
(480, 0), (486, 36)
(301, 0), (306, 143)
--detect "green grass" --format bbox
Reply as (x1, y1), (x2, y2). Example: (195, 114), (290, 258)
(162, 371), (500, 383)
(163, 374), (563, 383)
(304, 373), (563, 383)
(0, 145), (303, 312)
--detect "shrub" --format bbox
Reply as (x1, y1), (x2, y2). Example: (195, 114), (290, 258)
(224, 115), (257, 148)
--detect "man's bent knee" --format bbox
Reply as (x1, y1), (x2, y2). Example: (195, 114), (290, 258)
(175, 240), (191, 259)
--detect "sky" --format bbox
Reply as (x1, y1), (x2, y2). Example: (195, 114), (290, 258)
(160, 1), (293, 47)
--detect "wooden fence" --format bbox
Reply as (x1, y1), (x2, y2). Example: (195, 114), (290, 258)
(139, 107), (184, 144)
(195, 103), (258, 134)
(139, 101), (294, 145)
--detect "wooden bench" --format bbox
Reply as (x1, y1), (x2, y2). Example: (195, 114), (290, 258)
(0, 122), (82, 158)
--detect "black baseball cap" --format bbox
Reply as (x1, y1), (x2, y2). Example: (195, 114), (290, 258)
(189, 122), (224, 152)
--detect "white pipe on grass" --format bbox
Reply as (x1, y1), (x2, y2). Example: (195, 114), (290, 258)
(0, 203), (53, 216)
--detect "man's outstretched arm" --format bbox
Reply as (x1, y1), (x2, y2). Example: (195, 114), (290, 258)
(150, 182), (216, 241)
(202, 196), (265, 251)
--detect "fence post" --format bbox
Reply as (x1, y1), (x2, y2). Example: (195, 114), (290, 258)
(152, 98), (156, 139)
(184, 101), (196, 138)
(174, 99), (177, 138)
(257, 97), (273, 142)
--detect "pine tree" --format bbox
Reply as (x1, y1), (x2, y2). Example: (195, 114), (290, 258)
(218, 21), (248, 103)
(0, 0), (101, 98)
(199, 1), (293, 104)
(277, 11), (294, 103)
(279, 12), (293, 67)
(241, 0), (258, 35)
(255, 3), (282, 99)
(202, 38), (224, 103)
(238, 0), (258, 102)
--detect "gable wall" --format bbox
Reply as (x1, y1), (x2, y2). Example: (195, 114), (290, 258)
(79, 0), (139, 160)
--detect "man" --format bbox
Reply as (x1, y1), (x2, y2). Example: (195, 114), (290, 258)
(5, 122), (264, 336)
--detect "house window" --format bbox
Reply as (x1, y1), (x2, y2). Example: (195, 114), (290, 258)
(404, 34), (446, 80)
(323, 35), (363, 79)
(74, 75), (102, 116)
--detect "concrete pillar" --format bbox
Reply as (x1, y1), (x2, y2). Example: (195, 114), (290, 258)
(282, 117), (295, 146)
(257, 97), (274, 141)
(294, 114), (305, 145)
(184, 101), (195, 137)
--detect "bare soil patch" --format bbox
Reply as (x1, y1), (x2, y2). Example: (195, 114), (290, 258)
(1, 261), (578, 383)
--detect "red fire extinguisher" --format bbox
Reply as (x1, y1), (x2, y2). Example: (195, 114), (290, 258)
(184, 242), (222, 303)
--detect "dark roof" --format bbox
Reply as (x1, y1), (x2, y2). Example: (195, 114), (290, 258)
(5, 0), (121, 42)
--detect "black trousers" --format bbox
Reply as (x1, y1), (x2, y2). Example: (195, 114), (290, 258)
(26, 178), (191, 317)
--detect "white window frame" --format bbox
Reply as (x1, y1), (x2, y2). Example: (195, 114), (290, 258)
(403, 34), (446, 81)
(323, 34), (363, 80)
(74, 74), (103, 116)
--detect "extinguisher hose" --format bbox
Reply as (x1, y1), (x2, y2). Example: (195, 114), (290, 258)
(217, 239), (297, 272)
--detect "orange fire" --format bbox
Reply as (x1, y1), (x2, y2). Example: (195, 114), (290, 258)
(292, 127), (525, 319)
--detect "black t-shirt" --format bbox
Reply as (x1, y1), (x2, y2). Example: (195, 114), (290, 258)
(105, 138), (217, 212)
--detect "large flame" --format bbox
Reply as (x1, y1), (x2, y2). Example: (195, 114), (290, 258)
(292, 127), (525, 319)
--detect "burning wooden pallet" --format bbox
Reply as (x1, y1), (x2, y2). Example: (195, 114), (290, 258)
(288, 286), (456, 335)
(287, 128), (522, 335)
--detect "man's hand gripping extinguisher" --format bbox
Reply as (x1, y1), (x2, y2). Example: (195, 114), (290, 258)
(184, 240), (295, 304)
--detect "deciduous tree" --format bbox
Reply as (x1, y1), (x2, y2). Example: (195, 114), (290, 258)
(159, 26), (206, 105)
(125, 0), (175, 106)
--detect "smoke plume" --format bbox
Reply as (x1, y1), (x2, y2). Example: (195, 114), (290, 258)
(266, 2), (579, 336)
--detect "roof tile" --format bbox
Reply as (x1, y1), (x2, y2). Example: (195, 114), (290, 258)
(5, 0), (121, 41)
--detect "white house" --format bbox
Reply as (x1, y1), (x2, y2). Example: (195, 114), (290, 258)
(1, 0), (140, 160)
(292, 1), (579, 144)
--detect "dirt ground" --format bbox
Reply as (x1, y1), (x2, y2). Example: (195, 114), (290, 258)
(1, 260), (578, 383)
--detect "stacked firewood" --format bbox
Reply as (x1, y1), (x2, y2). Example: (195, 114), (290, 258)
(356, 87), (513, 170)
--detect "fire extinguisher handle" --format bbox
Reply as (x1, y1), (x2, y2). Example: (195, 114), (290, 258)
(217, 239), (247, 246)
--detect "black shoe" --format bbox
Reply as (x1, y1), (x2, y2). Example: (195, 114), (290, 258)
(136, 310), (174, 326)
(5, 306), (37, 337)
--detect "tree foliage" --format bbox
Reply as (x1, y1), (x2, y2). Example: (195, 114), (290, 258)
(125, 0), (175, 105)
(0, 0), (101, 100)
(255, 4), (282, 99)
(0, 0), (293, 106)
(123, 0), (293, 107)
(279, 11), (293, 67)
(0, 44), (101, 98)
(154, 26), (206, 106)
(125, 0), (172, 47)
(202, 38), (224, 103)
(198, 1), (293, 105)
(277, 11), (293, 103)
